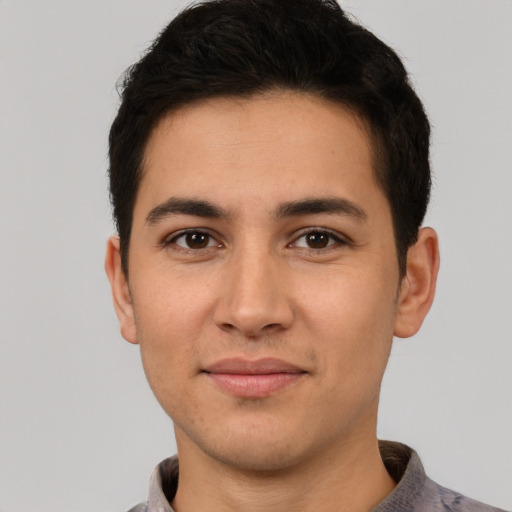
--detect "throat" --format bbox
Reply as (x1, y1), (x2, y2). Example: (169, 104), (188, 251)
(170, 438), (396, 512)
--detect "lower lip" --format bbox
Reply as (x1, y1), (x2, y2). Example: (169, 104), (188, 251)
(206, 372), (304, 398)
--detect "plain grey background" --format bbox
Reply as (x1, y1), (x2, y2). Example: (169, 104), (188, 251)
(0, 1), (510, 511)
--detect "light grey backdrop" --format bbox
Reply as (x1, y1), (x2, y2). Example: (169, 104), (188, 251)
(0, 1), (510, 511)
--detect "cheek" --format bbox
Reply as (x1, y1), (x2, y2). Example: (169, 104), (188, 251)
(132, 264), (215, 336)
(299, 268), (397, 371)
(131, 272), (216, 399)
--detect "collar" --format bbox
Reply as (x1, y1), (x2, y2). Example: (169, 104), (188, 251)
(146, 441), (424, 512)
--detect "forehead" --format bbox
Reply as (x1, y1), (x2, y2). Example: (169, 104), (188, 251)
(137, 92), (386, 219)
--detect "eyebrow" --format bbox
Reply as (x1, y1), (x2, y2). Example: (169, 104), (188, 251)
(145, 196), (367, 226)
(145, 197), (229, 225)
(276, 197), (368, 222)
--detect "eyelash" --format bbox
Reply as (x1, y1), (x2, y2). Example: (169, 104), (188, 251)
(164, 229), (222, 251)
(162, 228), (349, 252)
(290, 229), (349, 251)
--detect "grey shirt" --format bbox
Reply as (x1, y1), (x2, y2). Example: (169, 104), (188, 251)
(127, 441), (507, 512)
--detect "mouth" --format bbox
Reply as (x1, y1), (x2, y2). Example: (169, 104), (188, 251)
(202, 357), (307, 398)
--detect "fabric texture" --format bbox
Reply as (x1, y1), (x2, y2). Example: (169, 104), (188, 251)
(127, 441), (507, 512)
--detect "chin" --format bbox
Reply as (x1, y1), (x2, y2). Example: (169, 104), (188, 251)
(179, 415), (311, 473)
(207, 443), (305, 473)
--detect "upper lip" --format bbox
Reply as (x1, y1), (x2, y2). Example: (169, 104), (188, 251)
(203, 357), (305, 375)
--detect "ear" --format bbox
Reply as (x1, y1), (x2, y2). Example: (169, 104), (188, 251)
(104, 236), (138, 344)
(394, 227), (440, 338)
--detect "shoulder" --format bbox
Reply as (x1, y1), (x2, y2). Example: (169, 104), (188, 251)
(420, 478), (508, 512)
(376, 442), (507, 512)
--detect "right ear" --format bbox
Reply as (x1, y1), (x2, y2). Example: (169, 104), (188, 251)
(104, 236), (138, 344)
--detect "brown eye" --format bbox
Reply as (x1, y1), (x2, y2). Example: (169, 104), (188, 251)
(292, 230), (343, 250)
(305, 232), (330, 249)
(171, 231), (218, 249)
(185, 232), (210, 248)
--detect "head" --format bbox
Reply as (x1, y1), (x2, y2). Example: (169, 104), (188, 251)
(105, 0), (439, 475)
(108, 0), (431, 277)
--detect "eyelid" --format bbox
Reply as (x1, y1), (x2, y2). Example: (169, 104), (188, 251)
(162, 228), (223, 249)
(289, 227), (351, 249)
(160, 226), (351, 251)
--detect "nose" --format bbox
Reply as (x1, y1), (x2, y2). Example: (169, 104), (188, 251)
(213, 248), (294, 338)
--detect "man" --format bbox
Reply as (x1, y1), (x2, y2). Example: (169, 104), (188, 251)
(104, 1), (506, 511)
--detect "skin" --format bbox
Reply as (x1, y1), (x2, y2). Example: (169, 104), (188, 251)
(106, 92), (439, 512)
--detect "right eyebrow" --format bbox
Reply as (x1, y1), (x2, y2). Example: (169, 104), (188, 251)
(145, 197), (229, 225)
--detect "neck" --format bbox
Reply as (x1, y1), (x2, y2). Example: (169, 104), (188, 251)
(171, 428), (396, 512)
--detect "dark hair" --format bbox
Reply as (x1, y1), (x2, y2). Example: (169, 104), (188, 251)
(109, 0), (431, 276)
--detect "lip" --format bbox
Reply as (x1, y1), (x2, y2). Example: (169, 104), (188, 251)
(203, 357), (306, 398)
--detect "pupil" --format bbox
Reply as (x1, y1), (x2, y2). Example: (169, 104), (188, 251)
(307, 232), (328, 248)
(186, 232), (209, 248)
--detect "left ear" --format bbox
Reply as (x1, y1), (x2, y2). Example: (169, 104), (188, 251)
(394, 227), (440, 338)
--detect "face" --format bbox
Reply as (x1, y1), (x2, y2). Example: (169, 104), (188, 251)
(107, 92), (435, 472)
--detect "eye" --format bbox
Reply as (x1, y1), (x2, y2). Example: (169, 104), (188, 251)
(292, 230), (343, 249)
(170, 231), (220, 250)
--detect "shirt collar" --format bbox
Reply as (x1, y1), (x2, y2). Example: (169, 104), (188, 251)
(146, 441), (424, 512)
(147, 461), (176, 512)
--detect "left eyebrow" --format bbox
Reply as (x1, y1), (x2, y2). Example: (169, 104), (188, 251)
(276, 197), (368, 222)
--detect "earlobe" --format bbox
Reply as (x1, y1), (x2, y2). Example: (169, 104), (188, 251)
(104, 236), (139, 344)
(394, 227), (440, 338)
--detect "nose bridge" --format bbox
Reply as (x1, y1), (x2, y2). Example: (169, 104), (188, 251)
(215, 240), (293, 336)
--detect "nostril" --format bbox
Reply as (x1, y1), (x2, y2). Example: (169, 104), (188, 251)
(218, 321), (282, 337)
(213, 297), (294, 336)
